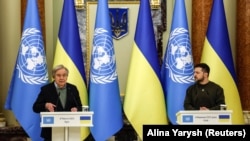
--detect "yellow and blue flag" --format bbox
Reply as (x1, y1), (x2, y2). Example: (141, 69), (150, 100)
(5, 0), (48, 140)
(161, 0), (194, 125)
(201, 0), (244, 124)
(88, 0), (123, 140)
(80, 116), (92, 125)
(123, 0), (168, 140)
(218, 115), (230, 123)
(52, 0), (89, 139)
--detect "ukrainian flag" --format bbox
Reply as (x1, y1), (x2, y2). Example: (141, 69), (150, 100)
(52, 0), (89, 139)
(201, 0), (244, 124)
(123, 0), (168, 140)
(218, 115), (230, 123)
(80, 116), (92, 125)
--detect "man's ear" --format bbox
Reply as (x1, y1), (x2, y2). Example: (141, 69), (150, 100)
(204, 72), (209, 77)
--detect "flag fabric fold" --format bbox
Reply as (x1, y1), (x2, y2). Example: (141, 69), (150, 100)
(52, 0), (89, 139)
(123, 0), (168, 140)
(89, 0), (123, 140)
(201, 0), (244, 124)
(4, 0), (48, 140)
(161, 0), (194, 125)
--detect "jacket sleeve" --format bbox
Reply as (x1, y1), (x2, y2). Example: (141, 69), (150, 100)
(33, 87), (48, 113)
(209, 86), (225, 110)
(69, 85), (83, 111)
(184, 87), (198, 110)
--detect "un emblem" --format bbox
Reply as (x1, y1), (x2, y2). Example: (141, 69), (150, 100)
(165, 28), (194, 83)
(17, 28), (48, 84)
(90, 28), (118, 84)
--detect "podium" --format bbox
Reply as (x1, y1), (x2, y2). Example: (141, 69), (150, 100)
(176, 110), (232, 125)
(40, 111), (93, 141)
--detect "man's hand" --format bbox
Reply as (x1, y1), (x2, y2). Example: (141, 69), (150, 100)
(45, 102), (56, 112)
(200, 107), (209, 110)
(71, 107), (78, 112)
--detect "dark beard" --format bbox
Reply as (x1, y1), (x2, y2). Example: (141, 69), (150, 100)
(195, 77), (204, 83)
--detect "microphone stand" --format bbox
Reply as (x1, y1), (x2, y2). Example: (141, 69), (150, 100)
(68, 87), (81, 111)
(55, 92), (60, 111)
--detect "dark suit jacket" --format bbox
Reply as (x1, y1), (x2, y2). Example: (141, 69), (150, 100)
(33, 82), (82, 140)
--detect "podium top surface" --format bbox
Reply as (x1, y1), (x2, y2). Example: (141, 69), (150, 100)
(176, 110), (232, 116)
(41, 111), (94, 116)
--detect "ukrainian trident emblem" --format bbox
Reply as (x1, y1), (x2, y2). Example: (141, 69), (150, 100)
(109, 8), (128, 40)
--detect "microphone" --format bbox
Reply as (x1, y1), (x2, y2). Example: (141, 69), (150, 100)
(68, 87), (81, 111)
(55, 92), (60, 111)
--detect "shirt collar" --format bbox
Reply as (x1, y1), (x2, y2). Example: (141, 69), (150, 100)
(54, 82), (66, 90)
